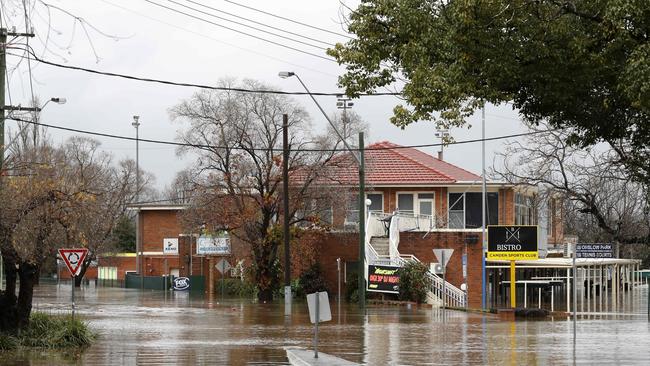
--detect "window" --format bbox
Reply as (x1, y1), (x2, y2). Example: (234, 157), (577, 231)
(448, 193), (464, 229)
(397, 193), (414, 214)
(296, 199), (333, 226)
(547, 198), (556, 235)
(418, 193), (434, 217)
(367, 193), (383, 213)
(345, 193), (384, 224)
(515, 193), (536, 225)
(448, 192), (499, 229)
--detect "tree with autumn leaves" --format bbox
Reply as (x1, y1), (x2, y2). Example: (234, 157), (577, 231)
(0, 129), (147, 333)
(171, 79), (350, 301)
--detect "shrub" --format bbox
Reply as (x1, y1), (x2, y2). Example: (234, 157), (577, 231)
(398, 261), (431, 303)
(219, 278), (258, 297)
(15, 312), (94, 349)
(298, 264), (328, 295)
(0, 334), (19, 351)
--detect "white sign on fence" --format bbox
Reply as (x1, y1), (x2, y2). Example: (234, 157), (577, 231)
(197, 235), (231, 255)
(163, 238), (179, 255)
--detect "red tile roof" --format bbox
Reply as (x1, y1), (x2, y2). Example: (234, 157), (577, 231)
(320, 141), (481, 186)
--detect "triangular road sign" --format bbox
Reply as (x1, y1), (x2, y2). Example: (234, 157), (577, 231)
(58, 248), (89, 276)
(433, 248), (454, 268)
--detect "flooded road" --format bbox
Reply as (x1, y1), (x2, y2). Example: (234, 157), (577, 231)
(4, 283), (650, 365)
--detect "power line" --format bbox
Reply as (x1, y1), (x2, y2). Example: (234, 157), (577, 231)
(180, 0), (333, 47)
(9, 48), (401, 96)
(162, 0), (327, 50)
(6, 116), (553, 153)
(142, 0), (334, 61)
(223, 0), (352, 39)
(100, 0), (338, 78)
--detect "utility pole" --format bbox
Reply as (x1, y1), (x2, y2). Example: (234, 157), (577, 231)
(481, 107), (487, 309)
(132, 116), (143, 290)
(1, 28), (36, 288)
(283, 113), (291, 316)
(358, 132), (366, 309)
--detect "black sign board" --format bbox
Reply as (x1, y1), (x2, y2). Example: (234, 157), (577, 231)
(367, 265), (400, 294)
(575, 243), (614, 259)
(172, 277), (190, 291)
(487, 225), (539, 260)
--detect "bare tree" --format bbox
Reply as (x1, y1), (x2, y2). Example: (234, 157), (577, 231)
(171, 78), (341, 301)
(494, 122), (650, 255)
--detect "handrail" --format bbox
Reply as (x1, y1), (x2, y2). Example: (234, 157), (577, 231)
(365, 211), (466, 308)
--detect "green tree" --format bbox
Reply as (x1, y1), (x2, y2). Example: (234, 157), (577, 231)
(398, 261), (430, 303)
(113, 215), (136, 252)
(329, 0), (650, 185)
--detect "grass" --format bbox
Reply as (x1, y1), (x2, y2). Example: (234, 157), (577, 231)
(0, 312), (95, 351)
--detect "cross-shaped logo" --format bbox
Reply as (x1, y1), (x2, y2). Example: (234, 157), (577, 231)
(505, 227), (521, 242)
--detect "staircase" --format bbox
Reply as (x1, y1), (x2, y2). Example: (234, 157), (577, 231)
(370, 237), (390, 256)
(365, 213), (467, 308)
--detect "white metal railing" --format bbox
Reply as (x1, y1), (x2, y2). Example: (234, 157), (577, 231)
(388, 215), (400, 262)
(365, 211), (466, 308)
(393, 211), (437, 232)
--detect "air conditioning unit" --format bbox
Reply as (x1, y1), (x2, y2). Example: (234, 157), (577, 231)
(430, 263), (444, 274)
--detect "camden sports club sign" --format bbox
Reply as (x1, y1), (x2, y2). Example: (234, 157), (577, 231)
(487, 225), (538, 260)
(367, 265), (400, 294)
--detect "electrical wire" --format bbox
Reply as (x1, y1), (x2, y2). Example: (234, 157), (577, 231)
(165, 0), (330, 49)
(181, 0), (333, 46)
(100, 0), (338, 78)
(9, 48), (401, 96)
(6, 116), (554, 153)
(223, 0), (352, 39)
(142, 0), (334, 62)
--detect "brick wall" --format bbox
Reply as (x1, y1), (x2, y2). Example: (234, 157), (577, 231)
(141, 210), (184, 252)
(397, 231), (484, 309)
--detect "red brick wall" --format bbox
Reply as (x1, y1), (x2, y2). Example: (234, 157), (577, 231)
(97, 256), (136, 280)
(141, 210), (183, 252)
(397, 231), (484, 309)
(311, 232), (359, 296)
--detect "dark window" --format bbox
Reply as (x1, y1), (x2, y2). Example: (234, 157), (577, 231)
(367, 193), (383, 213)
(464, 192), (499, 228)
(398, 193), (414, 214)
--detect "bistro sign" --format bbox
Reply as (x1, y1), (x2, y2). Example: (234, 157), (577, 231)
(367, 265), (400, 294)
(487, 225), (539, 260)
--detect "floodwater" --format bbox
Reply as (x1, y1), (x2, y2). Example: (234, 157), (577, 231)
(2, 283), (650, 365)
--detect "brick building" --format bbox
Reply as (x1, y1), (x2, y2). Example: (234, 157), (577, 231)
(131, 141), (563, 308)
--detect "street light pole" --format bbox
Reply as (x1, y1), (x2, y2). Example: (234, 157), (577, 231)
(279, 71), (366, 308)
(132, 115), (143, 290)
(283, 113), (291, 316)
(481, 107), (487, 309)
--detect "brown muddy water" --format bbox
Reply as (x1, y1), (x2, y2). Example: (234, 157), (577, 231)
(1, 283), (649, 365)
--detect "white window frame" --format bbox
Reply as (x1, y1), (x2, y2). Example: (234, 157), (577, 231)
(395, 191), (436, 216)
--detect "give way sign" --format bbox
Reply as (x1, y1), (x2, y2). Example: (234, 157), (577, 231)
(58, 248), (89, 276)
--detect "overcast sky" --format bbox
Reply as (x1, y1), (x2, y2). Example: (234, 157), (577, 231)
(3, 0), (526, 190)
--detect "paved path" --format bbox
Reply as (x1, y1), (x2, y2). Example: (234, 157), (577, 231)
(286, 348), (359, 366)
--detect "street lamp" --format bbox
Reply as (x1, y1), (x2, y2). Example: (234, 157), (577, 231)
(434, 128), (450, 160)
(336, 95), (354, 141)
(279, 71), (367, 309)
(2, 97), (67, 155)
(132, 115), (143, 289)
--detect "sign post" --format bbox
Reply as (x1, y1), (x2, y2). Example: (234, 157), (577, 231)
(433, 249), (454, 310)
(487, 226), (539, 308)
(58, 248), (89, 320)
(306, 291), (331, 359)
(215, 258), (231, 300)
(574, 244), (614, 344)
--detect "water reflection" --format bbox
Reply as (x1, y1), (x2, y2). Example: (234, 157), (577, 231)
(4, 284), (649, 365)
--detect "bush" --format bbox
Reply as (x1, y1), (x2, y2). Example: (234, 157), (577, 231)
(298, 264), (328, 295)
(1, 312), (95, 350)
(0, 334), (19, 351)
(398, 261), (431, 303)
(219, 278), (258, 297)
